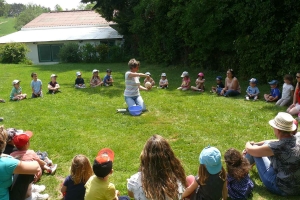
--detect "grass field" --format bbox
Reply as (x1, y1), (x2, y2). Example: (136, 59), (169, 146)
(0, 17), (16, 37)
(0, 63), (297, 200)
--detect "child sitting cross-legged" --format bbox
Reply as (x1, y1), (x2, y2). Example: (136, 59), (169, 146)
(10, 131), (57, 200)
(84, 148), (129, 200)
(224, 148), (254, 200)
(10, 131), (58, 178)
(61, 155), (93, 200)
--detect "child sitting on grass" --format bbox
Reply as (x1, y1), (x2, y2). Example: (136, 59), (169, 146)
(10, 131), (57, 179)
(90, 69), (103, 87)
(224, 148), (254, 200)
(264, 80), (281, 102)
(276, 74), (294, 106)
(245, 78), (260, 101)
(177, 71), (190, 90)
(159, 73), (168, 89)
(85, 148), (129, 200)
(48, 74), (60, 94)
(191, 72), (205, 92)
(212, 76), (225, 93)
(103, 69), (114, 86)
(144, 72), (155, 87)
(61, 155), (93, 200)
(31, 72), (43, 98)
(75, 71), (86, 89)
(183, 146), (227, 200)
(10, 80), (27, 101)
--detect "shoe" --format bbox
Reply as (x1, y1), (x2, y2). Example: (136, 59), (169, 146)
(32, 184), (46, 193)
(0, 99), (5, 103)
(32, 192), (49, 200)
(246, 97), (249, 100)
(253, 96), (258, 101)
(0, 117), (3, 122)
(48, 164), (57, 174)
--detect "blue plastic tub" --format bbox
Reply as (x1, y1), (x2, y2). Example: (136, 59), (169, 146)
(128, 105), (143, 116)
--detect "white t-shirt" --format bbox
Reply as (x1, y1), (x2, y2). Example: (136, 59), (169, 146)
(124, 71), (140, 97)
(281, 83), (294, 99)
(127, 172), (184, 200)
(159, 79), (168, 85)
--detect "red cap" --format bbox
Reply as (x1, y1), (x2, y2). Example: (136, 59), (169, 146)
(95, 148), (114, 164)
(13, 131), (33, 149)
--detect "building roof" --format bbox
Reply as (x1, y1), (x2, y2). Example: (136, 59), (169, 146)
(23, 10), (114, 29)
(0, 26), (122, 44)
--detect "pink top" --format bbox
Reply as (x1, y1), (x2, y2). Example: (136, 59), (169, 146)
(182, 77), (191, 88)
(11, 150), (42, 179)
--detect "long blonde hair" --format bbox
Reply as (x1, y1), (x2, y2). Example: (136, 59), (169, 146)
(70, 155), (93, 185)
(0, 126), (7, 155)
(140, 135), (186, 199)
(198, 164), (226, 185)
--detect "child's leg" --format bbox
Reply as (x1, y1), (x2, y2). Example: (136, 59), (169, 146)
(264, 94), (269, 101)
(191, 86), (200, 91)
(177, 87), (183, 90)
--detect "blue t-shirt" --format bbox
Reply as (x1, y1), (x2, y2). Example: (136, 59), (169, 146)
(246, 86), (260, 95)
(227, 174), (254, 199)
(31, 79), (42, 93)
(0, 156), (19, 200)
(9, 87), (22, 100)
(103, 75), (111, 84)
(63, 175), (86, 200)
(271, 88), (281, 98)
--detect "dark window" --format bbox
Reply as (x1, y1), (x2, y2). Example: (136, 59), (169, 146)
(100, 40), (115, 46)
(38, 44), (62, 62)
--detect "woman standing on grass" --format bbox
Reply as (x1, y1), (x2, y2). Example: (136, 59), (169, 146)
(218, 69), (241, 97)
(124, 58), (149, 111)
(127, 135), (186, 199)
(0, 126), (40, 200)
(287, 71), (300, 115)
(243, 112), (300, 196)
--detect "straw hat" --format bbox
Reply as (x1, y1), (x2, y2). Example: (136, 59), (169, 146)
(269, 112), (296, 132)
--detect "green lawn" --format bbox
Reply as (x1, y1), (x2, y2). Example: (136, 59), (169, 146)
(0, 17), (17, 37)
(0, 63), (297, 200)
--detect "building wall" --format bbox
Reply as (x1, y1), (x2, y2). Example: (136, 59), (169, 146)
(26, 39), (123, 65)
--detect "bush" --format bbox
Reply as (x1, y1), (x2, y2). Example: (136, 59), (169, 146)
(81, 43), (98, 63)
(58, 42), (82, 63)
(95, 44), (109, 61)
(0, 43), (30, 64)
(108, 45), (124, 62)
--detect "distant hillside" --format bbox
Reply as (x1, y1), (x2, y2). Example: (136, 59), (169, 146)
(0, 17), (17, 37)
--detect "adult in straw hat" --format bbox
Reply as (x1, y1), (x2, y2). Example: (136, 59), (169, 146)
(243, 112), (300, 196)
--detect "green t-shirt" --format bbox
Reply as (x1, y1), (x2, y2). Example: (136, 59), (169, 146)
(10, 87), (22, 100)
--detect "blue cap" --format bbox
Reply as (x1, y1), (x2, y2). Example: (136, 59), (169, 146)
(216, 76), (222, 81)
(199, 146), (222, 175)
(268, 80), (278, 85)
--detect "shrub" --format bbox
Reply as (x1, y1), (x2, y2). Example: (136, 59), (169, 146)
(0, 43), (29, 64)
(81, 43), (98, 63)
(95, 44), (109, 62)
(108, 45), (124, 62)
(58, 42), (82, 63)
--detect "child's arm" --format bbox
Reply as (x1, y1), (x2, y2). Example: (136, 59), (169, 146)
(182, 178), (198, 198)
(61, 185), (67, 194)
(222, 181), (228, 200)
(39, 85), (42, 94)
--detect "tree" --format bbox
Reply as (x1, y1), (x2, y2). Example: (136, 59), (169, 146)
(54, 4), (63, 11)
(14, 4), (50, 30)
(84, 3), (96, 10)
(77, 3), (85, 10)
(7, 3), (25, 17)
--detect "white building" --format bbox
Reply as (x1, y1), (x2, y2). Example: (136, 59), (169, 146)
(0, 10), (123, 64)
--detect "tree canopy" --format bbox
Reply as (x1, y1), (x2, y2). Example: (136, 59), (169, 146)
(82, 0), (300, 80)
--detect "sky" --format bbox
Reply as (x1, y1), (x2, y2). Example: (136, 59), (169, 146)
(5, 0), (87, 10)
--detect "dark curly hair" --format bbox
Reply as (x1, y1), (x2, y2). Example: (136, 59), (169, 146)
(224, 148), (251, 180)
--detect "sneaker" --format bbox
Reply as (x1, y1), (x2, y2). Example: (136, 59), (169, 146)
(0, 117), (3, 122)
(32, 192), (49, 200)
(32, 184), (46, 193)
(0, 99), (5, 103)
(48, 164), (57, 174)
(253, 96), (258, 101)
(246, 96), (250, 101)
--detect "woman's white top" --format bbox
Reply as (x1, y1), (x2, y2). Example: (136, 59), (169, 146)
(124, 71), (140, 97)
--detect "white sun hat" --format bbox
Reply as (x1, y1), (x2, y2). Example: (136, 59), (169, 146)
(269, 112), (296, 132)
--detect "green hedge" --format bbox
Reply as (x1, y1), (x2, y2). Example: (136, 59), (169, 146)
(0, 43), (31, 64)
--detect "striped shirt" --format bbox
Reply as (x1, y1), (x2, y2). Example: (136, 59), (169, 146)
(124, 71), (140, 97)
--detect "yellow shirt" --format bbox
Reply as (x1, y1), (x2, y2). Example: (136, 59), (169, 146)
(84, 175), (116, 200)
